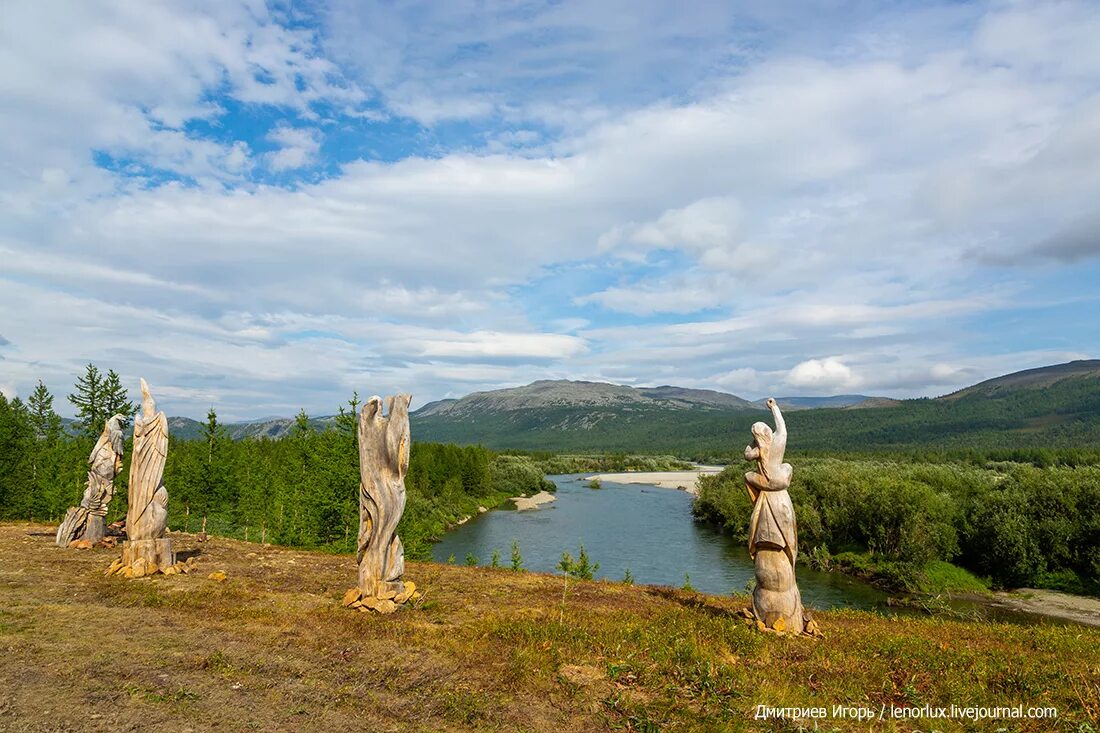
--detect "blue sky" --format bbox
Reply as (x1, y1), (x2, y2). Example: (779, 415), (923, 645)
(1, 0), (1098, 420)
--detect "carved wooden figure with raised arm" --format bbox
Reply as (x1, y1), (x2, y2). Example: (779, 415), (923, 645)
(56, 414), (125, 547)
(744, 398), (813, 634)
(116, 379), (175, 577)
(343, 393), (420, 613)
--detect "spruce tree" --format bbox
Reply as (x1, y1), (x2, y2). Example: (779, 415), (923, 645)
(0, 396), (36, 518)
(101, 369), (135, 429)
(200, 407), (231, 514)
(335, 391), (360, 436)
(68, 363), (104, 439)
(293, 408), (313, 439)
(26, 381), (64, 518)
(27, 381), (62, 440)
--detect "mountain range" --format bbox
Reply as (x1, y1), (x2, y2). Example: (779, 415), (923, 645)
(73, 359), (1099, 452)
(409, 360), (1100, 454)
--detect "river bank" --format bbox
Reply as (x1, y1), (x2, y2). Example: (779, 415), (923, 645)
(583, 465), (724, 495)
(981, 588), (1100, 627)
(511, 490), (557, 510)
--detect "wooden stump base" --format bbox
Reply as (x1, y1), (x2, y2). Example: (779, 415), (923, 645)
(751, 548), (805, 635)
(81, 515), (106, 545)
(106, 554), (195, 579)
(342, 580), (420, 614)
(112, 538), (175, 577)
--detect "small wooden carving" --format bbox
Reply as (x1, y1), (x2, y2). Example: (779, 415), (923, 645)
(744, 399), (809, 634)
(343, 394), (420, 612)
(56, 415), (125, 547)
(115, 379), (175, 576)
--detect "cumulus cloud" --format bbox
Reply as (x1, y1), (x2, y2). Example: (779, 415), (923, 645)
(1, 0), (1098, 416)
(785, 358), (860, 391)
(0, 0), (363, 187)
(266, 126), (323, 171)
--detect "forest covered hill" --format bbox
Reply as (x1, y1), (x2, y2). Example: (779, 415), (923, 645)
(411, 361), (1100, 456)
(131, 361), (1097, 453)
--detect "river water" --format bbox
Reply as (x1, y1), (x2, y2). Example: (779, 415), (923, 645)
(432, 474), (891, 612)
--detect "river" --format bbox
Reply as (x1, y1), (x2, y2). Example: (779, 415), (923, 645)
(432, 473), (891, 611)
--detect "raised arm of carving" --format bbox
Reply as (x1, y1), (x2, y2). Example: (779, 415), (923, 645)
(766, 397), (786, 438)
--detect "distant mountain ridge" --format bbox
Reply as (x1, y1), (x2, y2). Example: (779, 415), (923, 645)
(59, 360), (1100, 448)
(62, 414), (341, 441)
(411, 360), (1100, 452)
(416, 379), (759, 417)
(943, 359), (1100, 399)
(755, 395), (880, 410)
(167, 415), (340, 441)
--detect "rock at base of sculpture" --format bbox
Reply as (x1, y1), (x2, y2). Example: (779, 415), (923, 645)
(114, 379), (175, 578)
(120, 538), (175, 572)
(351, 393), (417, 612)
(743, 398), (809, 635)
(106, 554), (195, 579)
(342, 581), (421, 614)
(736, 605), (822, 638)
(56, 415), (125, 547)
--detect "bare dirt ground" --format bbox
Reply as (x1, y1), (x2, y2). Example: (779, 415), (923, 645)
(1, 522), (1098, 732)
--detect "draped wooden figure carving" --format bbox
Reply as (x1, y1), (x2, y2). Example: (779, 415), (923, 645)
(344, 393), (419, 612)
(744, 398), (809, 634)
(56, 414), (125, 547)
(117, 379), (175, 576)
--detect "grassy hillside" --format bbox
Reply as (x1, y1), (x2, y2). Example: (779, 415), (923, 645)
(3, 523), (1097, 732)
(412, 368), (1100, 455)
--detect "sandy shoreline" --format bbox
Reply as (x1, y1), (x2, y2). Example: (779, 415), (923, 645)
(511, 491), (557, 511)
(584, 466), (725, 496)
(978, 588), (1100, 627)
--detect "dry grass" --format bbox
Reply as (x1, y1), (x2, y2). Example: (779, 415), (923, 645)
(1, 522), (1097, 732)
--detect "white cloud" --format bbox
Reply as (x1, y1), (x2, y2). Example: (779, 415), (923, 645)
(2, 0), (1099, 416)
(322, 0), (749, 127)
(0, 0), (363, 187)
(410, 331), (586, 360)
(266, 126), (323, 171)
(786, 358), (860, 391)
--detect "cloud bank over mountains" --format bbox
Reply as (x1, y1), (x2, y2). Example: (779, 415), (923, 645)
(0, 0), (1097, 419)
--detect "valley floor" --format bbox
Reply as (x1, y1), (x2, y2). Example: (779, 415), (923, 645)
(1, 522), (1098, 732)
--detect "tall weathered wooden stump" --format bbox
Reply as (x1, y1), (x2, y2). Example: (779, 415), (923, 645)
(343, 394), (421, 613)
(121, 538), (175, 571)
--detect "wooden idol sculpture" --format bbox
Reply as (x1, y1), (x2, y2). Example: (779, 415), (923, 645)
(343, 394), (420, 612)
(744, 398), (809, 634)
(56, 414), (125, 547)
(118, 379), (175, 575)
